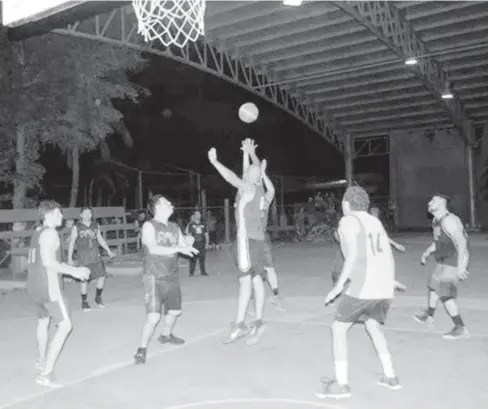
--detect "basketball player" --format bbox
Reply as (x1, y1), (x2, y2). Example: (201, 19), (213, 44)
(208, 147), (267, 345)
(134, 195), (199, 364)
(27, 200), (90, 387)
(185, 210), (209, 276)
(317, 186), (400, 399)
(241, 138), (285, 312)
(67, 207), (115, 310)
(413, 194), (470, 339)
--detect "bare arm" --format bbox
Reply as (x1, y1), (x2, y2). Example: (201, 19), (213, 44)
(262, 170), (275, 204)
(209, 148), (248, 190)
(40, 229), (86, 278)
(443, 215), (469, 272)
(142, 222), (184, 256)
(242, 150), (250, 177)
(421, 242), (436, 261)
(334, 216), (360, 294)
(67, 225), (78, 263)
(96, 228), (113, 255)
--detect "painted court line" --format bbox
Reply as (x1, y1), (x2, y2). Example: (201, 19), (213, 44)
(0, 328), (224, 409)
(163, 398), (346, 409)
(267, 318), (488, 338)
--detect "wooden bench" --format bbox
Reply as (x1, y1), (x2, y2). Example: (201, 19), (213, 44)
(0, 207), (138, 277)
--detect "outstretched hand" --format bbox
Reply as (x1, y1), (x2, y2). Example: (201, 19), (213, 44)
(208, 148), (217, 163)
(180, 246), (199, 257)
(261, 159), (268, 175)
(241, 138), (257, 154)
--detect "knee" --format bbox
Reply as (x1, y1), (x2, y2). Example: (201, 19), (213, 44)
(37, 317), (50, 330)
(167, 310), (182, 317)
(364, 319), (382, 334)
(146, 312), (162, 325)
(58, 319), (73, 333)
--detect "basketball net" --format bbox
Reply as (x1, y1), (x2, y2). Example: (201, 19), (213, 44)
(132, 0), (206, 48)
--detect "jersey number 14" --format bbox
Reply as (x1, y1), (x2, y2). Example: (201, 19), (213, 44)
(368, 233), (383, 255)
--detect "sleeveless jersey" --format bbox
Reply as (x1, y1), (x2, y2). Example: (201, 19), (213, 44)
(341, 212), (395, 300)
(235, 185), (266, 241)
(76, 221), (99, 252)
(142, 220), (180, 280)
(432, 213), (469, 267)
(26, 227), (63, 303)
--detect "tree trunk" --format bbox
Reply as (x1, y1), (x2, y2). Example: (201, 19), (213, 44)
(96, 186), (103, 207)
(88, 178), (95, 207)
(13, 125), (27, 209)
(69, 147), (80, 208)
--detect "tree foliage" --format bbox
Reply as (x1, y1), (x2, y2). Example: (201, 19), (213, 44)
(0, 31), (149, 207)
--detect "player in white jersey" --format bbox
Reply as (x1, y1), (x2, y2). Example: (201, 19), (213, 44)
(317, 186), (400, 400)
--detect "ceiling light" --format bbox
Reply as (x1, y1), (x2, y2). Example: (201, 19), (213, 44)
(441, 81), (454, 99)
(405, 57), (418, 66)
(283, 0), (303, 6)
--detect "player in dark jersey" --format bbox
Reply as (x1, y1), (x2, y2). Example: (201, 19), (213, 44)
(414, 194), (470, 339)
(241, 138), (285, 312)
(134, 194), (199, 364)
(185, 210), (209, 276)
(27, 200), (90, 388)
(209, 146), (267, 345)
(67, 207), (115, 311)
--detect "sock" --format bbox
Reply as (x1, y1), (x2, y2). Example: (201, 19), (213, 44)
(254, 319), (263, 328)
(335, 360), (348, 385)
(81, 294), (87, 302)
(427, 307), (435, 316)
(96, 288), (103, 298)
(272, 288), (279, 296)
(451, 315), (464, 327)
(379, 354), (395, 378)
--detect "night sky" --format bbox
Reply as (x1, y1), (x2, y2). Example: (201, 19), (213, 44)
(41, 54), (388, 205)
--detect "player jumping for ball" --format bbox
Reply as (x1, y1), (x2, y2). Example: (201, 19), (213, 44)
(134, 195), (199, 364)
(241, 139), (285, 312)
(317, 186), (400, 399)
(27, 200), (90, 387)
(209, 146), (267, 345)
(414, 194), (470, 339)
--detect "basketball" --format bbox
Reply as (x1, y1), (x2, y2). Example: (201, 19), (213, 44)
(239, 102), (259, 123)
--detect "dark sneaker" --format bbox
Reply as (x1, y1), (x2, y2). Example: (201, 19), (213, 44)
(36, 373), (63, 388)
(223, 323), (252, 344)
(378, 376), (402, 390)
(95, 296), (105, 308)
(201, 272), (209, 276)
(246, 321), (266, 346)
(189, 272), (195, 277)
(315, 379), (351, 399)
(270, 295), (286, 312)
(158, 334), (185, 345)
(413, 311), (434, 327)
(134, 348), (146, 364)
(82, 300), (91, 312)
(443, 325), (470, 339)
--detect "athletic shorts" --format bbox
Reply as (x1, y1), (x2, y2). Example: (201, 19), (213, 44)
(335, 295), (392, 325)
(428, 264), (459, 298)
(33, 297), (71, 323)
(263, 236), (274, 269)
(143, 276), (182, 314)
(233, 238), (265, 278)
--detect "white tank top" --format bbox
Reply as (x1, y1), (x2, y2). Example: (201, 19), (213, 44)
(342, 212), (395, 300)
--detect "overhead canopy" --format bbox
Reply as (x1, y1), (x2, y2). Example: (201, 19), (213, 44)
(5, 1), (488, 151)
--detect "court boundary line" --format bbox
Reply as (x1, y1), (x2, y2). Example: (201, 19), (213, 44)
(163, 398), (346, 409)
(0, 328), (225, 409)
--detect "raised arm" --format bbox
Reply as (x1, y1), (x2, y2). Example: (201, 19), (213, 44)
(261, 159), (275, 204)
(241, 139), (260, 177)
(208, 148), (248, 190)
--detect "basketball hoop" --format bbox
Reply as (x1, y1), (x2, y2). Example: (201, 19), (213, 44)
(132, 0), (206, 48)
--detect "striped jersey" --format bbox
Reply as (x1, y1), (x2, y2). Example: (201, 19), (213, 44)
(235, 184), (266, 241)
(26, 227), (63, 303)
(340, 212), (395, 300)
(432, 213), (469, 267)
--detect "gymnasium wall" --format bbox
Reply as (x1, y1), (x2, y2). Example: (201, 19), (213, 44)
(389, 129), (471, 229)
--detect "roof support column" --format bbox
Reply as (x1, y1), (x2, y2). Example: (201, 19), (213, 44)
(466, 125), (478, 230)
(344, 133), (355, 186)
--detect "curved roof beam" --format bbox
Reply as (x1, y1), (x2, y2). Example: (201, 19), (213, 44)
(332, 0), (474, 145)
(51, 6), (347, 154)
